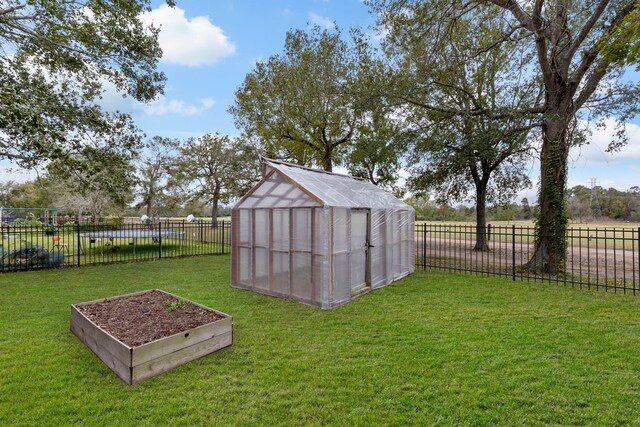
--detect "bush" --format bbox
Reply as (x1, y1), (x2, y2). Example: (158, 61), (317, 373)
(12, 213), (43, 227)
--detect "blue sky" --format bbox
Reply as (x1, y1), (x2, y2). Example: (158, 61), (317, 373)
(4, 0), (640, 202)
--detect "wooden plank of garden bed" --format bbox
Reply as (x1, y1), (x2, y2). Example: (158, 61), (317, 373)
(70, 306), (132, 383)
(132, 316), (232, 365)
(131, 330), (233, 384)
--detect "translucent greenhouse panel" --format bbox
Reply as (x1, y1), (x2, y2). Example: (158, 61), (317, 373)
(408, 210), (416, 273)
(236, 171), (320, 209)
(350, 210), (367, 250)
(291, 252), (312, 300)
(332, 208), (349, 253)
(239, 247), (252, 285)
(292, 208), (311, 252)
(370, 247), (386, 288)
(239, 209), (252, 245)
(370, 209), (387, 288)
(313, 208), (327, 255)
(350, 250), (366, 287)
(399, 210), (413, 272)
(254, 209), (269, 247)
(272, 209), (290, 251)
(272, 252), (289, 294)
(312, 254), (326, 304)
(391, 212), (402, 277)
(268, 161), (413, 209)
(255, 247), (269, 289)
(399, 211), (409, 241)
(393, 243), (402, 276)
(350, 209), (368, 290)
(332, 252), (350, 302)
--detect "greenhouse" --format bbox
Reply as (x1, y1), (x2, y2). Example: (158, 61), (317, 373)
(231, 158), (414, 309)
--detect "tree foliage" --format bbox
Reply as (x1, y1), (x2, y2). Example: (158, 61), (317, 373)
(231, 26), (369, 172)
(135, 136), (181, 217)
(372, 5), (539, 250)
(172, 134), (260, 222)
(370, 0), (640, 270)
(0, 0), (167, 168)
(46, 147), (136, 218)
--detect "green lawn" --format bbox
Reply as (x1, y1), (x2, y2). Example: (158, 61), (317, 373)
(2, 257), (640, 425)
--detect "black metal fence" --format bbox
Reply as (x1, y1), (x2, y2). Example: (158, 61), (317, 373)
(415, 223), (640, 294)
(0, 220), (230, 272)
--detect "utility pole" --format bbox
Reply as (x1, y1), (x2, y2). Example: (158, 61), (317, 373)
(590, 178), (601, 220)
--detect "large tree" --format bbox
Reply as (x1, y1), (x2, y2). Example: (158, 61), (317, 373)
(373, 5), (539, 250)
(370, 0), (640, 272)
(231, 26), (367, 172)
(347, 106), (408, 192)
(0, 0), (168, 168)
(409, 119), (534, 250)
(172, 134), (259, 224)
(135, 136), (180, 217)
(47, 147), (136, 218)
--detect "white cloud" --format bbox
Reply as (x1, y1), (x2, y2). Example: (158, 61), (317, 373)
(138, 97), (216, 116)
(570, 118), (640, 165)
(308, 12), (335, 29)
(0, 164), (36, 183)
(141, 5), (235, 67)
(93, 76), (215, 117)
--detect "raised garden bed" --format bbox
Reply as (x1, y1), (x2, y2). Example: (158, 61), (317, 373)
(70, 289), (233, 385)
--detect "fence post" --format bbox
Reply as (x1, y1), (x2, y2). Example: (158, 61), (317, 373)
(487, 224), (491, 241)
(221, 221), (225, 254)
(512, 225), (516, 281)
(422, 223), (427, 270)
(638, 227), (640, 287)
(158, 219), (162, 259)
(76, 219), (81, 267)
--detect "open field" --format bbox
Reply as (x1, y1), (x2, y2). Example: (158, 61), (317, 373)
(3, 256), (640, 425)
(416, 220), (640, 228)
(416, 220), (640, 250)
(415, 222), (640, 289)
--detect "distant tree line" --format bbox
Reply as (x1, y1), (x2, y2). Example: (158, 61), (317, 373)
(0, 134), (260, 223)
(408, 186), (640, 224)
(567, 186), (640, 222)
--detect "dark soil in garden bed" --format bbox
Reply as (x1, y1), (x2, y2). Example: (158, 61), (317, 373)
(76, 290), (224, 347)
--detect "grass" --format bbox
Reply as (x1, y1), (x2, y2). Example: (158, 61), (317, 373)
(3, 256), (640, 425)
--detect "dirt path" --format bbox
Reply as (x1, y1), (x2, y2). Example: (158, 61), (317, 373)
(415, 237), (640, 285)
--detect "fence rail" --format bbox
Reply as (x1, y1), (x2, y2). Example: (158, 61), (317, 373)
(0, 220), (230, 272)
(415, 223), (640, 294)
(5, 219), (638, 295)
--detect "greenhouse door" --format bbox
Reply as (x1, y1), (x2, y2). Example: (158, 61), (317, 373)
(350, 209), (371, 295)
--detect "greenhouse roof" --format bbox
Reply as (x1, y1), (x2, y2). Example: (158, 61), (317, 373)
(235, 158), (413, 210)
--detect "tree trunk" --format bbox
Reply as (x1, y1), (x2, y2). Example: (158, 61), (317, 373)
(323, 146), (333, 172)
(525, 117), (570, 274)
(473, 179), (489, 251)
(211, 193), (219, 229)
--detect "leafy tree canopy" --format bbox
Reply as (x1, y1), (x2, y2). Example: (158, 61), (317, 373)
(369, 0), (640, 271)
(0, 0), (168, 168)
(231, 26), (369, 172)
(172, 134), (260, 222)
